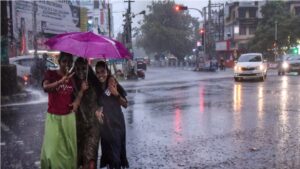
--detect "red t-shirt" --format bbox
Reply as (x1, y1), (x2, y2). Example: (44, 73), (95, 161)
(44, 70), (74, 115)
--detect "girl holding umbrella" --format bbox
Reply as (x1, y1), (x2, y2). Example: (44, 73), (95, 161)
(40, 52), (88, 169)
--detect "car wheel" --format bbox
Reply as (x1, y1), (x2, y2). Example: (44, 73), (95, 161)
(260, 76), (265, 82)
(278, 71), (281, 76)
(282, 71), (286, 75)
(234, 77), (239, 82)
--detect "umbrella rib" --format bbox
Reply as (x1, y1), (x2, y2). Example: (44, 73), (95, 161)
(84, 41), (89, 81)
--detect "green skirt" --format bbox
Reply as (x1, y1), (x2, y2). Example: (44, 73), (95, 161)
(40, 112), (77, 169)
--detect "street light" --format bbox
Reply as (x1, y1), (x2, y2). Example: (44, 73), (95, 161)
(175, 5), (188, 11)
(175, 4), (205, 53)
(174, 5), (203, 17)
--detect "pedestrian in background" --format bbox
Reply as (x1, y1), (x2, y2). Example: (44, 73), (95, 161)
(31, 53), (48, 88)
(40, 52), (88, 169)
(220, 56), (225, 71)
(95, 61), (129, 169)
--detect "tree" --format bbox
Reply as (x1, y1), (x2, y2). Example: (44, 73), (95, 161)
(135, 1), (199, 61)
(248, 1), (300, 58)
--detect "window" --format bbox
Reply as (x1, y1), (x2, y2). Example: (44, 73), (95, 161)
(295, 7), (300, 16)
(238, 9), (246, 18)
(239, 26), (246, 35)
(249, 26), (256, 34)
(94, 0), (99, 9)
(249, 9), (256, 18)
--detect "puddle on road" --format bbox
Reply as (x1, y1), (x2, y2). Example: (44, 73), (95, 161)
(1, 88), (47, 107)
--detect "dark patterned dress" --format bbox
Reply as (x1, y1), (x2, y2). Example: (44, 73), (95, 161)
(99, 85), (129, 169)
(74, 80), (102, 168)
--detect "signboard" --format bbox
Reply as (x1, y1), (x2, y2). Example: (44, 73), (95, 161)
(13, 0), (81, 51)
(216, 41), (229, 51)
(14, 1), (80, 34)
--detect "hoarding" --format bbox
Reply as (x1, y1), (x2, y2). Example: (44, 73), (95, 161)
(13, 0), (81, 50)
(15, 1), (80, 34)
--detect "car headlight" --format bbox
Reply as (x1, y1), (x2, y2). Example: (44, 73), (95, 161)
(234, 65), (241, 71)
(282, 62), (289, 69)
(259, 65), (264, 71)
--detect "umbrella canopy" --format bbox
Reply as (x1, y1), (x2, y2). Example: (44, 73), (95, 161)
(45, 31), (131, 59)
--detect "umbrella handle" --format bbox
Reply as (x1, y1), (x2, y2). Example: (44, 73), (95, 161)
(86, 63), (88, 82)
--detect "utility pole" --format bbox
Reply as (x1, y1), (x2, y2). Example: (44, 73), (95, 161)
(124, 0), (134, 57)
(208, 0), (212, 59)
(1, 0), (9, 64)
(108, 0), (111, 38)
(203, 7), (207, 54)
(275, 20), (278, 61)
(33, 1), (38, 58)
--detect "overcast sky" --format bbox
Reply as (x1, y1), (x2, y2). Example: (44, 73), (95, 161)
(110, 0), (229, 36)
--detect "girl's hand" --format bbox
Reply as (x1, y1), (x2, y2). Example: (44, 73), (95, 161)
(95, 108), (104, 124)
(108, 77), (118, 96)
(108, 84), (118, 96)
(60, 72), (75, 84)
(70, 101), (80, 112)
(81, 81), (89, 91)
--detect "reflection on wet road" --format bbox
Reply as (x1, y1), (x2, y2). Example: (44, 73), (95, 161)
(1, 68), (300, 169)
(122, 69), (300, 168)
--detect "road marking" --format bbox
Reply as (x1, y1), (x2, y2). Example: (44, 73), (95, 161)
(25, 150), (34, 154)
(16, 140), (24, 145)
(1, 100), (47, 108)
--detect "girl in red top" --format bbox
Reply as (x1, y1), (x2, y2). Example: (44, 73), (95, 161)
(40, 52), (88, 169)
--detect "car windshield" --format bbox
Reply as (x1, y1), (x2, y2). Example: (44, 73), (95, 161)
(287, 56), (300, 61)
(136, 58), (144, 61)
(280, 54), (298, 61)
(238, 54), (262, 62)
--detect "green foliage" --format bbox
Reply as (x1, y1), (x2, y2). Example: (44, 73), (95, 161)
(248, 1), (300, 56)
(135, 1), (199, 60)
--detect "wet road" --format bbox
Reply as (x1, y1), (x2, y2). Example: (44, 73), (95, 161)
(1, 67), (300, 169)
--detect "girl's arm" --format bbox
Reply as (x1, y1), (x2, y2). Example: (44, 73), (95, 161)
(43, 72), (74, 92)
(109, 83), (128, 108)
(108, 77), (128, 108)
(70, 81), (88, 112)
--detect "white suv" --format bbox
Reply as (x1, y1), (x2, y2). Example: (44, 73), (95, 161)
(9, 55), (59, 85)
(234, 53), (268, 82)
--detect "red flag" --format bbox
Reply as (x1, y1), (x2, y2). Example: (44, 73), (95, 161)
(20, 32), (26, 54)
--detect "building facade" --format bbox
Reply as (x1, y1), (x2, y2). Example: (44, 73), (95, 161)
(5, 0), (84, 57)
(5, 0), (113, 57)
(81, 0), (113, 37)
(224, 1), (266, 57)
(219, 0), (300, 60)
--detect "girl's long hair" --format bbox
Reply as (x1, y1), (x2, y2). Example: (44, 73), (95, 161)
(73, 57), (102, 95)
(95, 60), (111, 90)
(95, 61), (127, 97)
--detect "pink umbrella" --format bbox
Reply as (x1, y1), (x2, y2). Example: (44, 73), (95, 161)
(45, 31), (131, 59)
